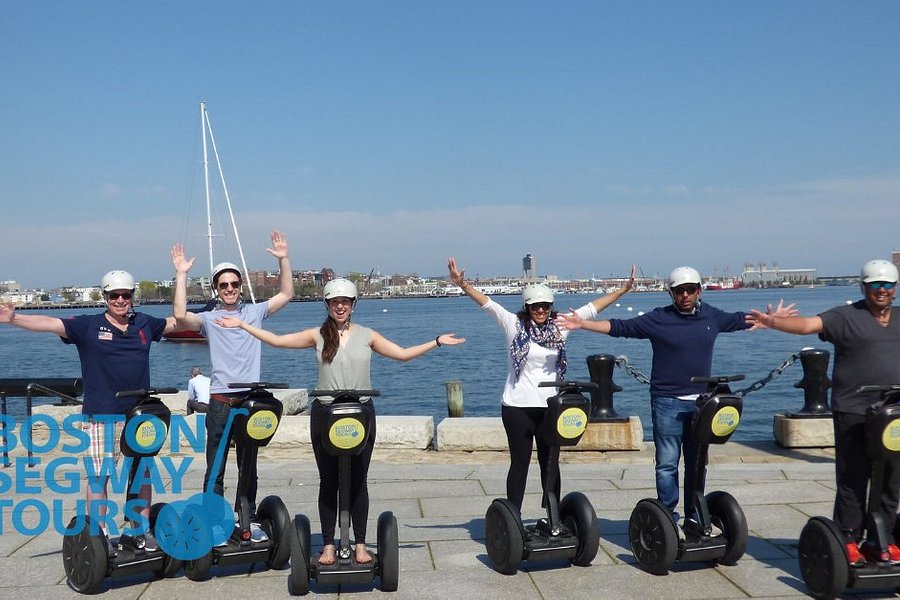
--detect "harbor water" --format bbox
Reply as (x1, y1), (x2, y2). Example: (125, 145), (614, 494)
(0, 285), (864, 441)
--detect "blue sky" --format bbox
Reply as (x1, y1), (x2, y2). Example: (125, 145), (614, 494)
(2, 1), (899, 288)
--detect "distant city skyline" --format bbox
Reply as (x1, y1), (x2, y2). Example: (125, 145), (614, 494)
(3, 2), (899, 289)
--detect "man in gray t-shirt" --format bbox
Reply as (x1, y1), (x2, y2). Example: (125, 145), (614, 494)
(748, 259), (900, 566)
(171, 230), (294, 543)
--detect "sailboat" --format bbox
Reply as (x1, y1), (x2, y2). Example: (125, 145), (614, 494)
(164, 101), (257, 342)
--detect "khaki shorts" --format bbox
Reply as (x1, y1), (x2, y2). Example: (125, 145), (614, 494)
(83, 419), (124, 472)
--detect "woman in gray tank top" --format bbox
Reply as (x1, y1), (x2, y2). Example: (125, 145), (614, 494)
(217, 278), (464, 565)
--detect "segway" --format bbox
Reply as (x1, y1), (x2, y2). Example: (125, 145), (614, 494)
(798, 384), (900, 599)
(629, 375), (749, 575)
(484, 380), (601, 574)
(289, 389), (399, 595)
(62, 387), (180, 593)
(180, 382), (293, 581)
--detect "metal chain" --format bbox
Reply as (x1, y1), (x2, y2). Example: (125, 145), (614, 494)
(614, 355), (652, 385)
(613, 352), (802, 397)
(733, 352), (801, 398)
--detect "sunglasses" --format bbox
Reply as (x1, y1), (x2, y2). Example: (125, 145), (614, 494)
(867, 281), (896, 290)
(217, 281), (241, 290)
(672, 284), (701, 295)
(528, 302), (553, 311)
(106, 291), (133, 301)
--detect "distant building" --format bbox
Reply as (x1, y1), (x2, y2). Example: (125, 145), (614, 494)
(522, 253), (536, 282)
(741, 261), (816, 287)
(892, 250), (900, 274)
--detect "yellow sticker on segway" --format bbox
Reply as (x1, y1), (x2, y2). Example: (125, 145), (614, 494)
(329, 417), (366, 450)
(557, 407), (588, 439)
(246, 410), (279, 440)
(711, 406), (740, 437)
(881, 418), (900, 452)
(133, 419), (166, 450)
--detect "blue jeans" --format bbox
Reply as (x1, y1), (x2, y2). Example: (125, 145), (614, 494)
(204, 397), (259, 518)
(651, 395), (699, 522)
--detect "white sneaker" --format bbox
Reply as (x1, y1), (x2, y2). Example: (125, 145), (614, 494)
(709, 523), (723, 537)
(250, 522), (269, 543)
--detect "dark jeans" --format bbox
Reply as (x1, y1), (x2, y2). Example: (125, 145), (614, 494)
(310, 400), (376, 546)
(501, 405), (559, 512)
(651, 395), (700, 522)
(833, 411), (900, 542)
(186, 399), (209, 415)
(204, 397), (259, 518)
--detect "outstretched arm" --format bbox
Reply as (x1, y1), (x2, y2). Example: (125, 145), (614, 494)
(746, 299), (821, 335)
(591, 264), (636, 312)
(216, 314), (316, 349)
(170, 243), (203, 330)
(0, 302), (66, 336)
(447, 257), (489, 306)
(370, 331), (465, 362)
(555, 310), (612, 334)
(265, 229), (294, 315)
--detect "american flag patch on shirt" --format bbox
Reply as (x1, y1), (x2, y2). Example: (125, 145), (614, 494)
(97, 331), (113, 341)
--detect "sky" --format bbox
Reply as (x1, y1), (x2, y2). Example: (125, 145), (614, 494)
(2, 1), (899, 289)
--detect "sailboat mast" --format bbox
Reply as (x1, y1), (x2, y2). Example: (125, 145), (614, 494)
(201, 102), (215, 279)
(203, 105), (257, 303)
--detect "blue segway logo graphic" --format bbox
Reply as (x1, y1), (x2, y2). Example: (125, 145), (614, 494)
(329, 418), (365, 450)
(557, 408), (588, 439)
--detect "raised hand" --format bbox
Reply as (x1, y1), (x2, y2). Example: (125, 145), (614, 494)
(447, 257), (466, 286)
(266, 229), (289, 259)
(0, 302), (15, 324)
(171, 243), (196, 274)
(555, 310), (584, 331)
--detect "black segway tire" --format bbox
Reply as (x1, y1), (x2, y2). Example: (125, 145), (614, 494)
(259, 495), (292, 569)
(706, 491), (748, 565)
(149, 502), (182, 578)
(181, 504), (213, 581)
(377, 511), (400, 592)
(560, 491), (600, 567)
(288, 514), (311, 596)
(484, 498), (525, 575)
(629, 499), (678, 575)
(798, 517), (849, 600)
(62, 516), (108, 594)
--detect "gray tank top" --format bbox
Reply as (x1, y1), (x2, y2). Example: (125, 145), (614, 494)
(315, 324), (374, 404)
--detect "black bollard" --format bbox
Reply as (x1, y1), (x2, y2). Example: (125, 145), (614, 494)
(585, 354), (628, 423)
(787, 348), (832, 418)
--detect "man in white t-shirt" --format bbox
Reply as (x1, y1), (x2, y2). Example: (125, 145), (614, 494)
(186, 367), (210, 415)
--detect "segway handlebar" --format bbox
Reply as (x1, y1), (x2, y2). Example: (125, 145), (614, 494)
(116, 387), (179, 399)
(690, 375), (745, 385)
(227, 382), (289, 390)
(857, 384), (900, 394)
(537, 380), (600, 392)
(309, 389), (381, 398)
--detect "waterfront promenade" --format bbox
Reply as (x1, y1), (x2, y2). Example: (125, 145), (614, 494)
(2, 439), (882, 599)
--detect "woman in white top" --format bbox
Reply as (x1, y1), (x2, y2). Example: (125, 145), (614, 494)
(218, 278), (464, 566)
(447, 257), (634, 511)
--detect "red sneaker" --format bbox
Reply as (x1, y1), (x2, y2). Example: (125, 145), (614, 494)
(860, 541), (889, 564)
(888, 544), (900, 565)
(846, 542), (866, 567)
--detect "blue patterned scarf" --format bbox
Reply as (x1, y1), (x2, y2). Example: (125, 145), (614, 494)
(510, 318), (567, 382)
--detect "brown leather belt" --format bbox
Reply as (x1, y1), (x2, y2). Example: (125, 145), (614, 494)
(211, 393), (247, 407)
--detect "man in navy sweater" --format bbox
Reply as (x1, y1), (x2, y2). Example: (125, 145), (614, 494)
(559, 266), (792, 536)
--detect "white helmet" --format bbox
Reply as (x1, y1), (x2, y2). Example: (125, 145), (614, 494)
(860, 259), (899, 284)
(324, 278), (358, 301)
(211, 262), (241, 285)
(100, 270), (135, 292)
(668, 266), (702, 288)
(522, 283), (554, 306)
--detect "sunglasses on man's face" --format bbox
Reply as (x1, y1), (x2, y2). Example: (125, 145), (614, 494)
(672, 284), (700, 295)
(106, 291), (133, 301)
(528, 302), (553, 312)
(867, 281), (896, 291)
(218, 281), (241, 290)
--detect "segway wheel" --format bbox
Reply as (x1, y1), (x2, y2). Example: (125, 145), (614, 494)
(62, 516), (107, 594)
(628, 499), (678, 575)
(181, 504), (213, 581)
(484, 499), (525, 575)
(149, 502), (182, 578)
(377, 511), (400, 592)
(798, 517), (848, 600)
(258, 495), (292, 569)
(706, 491), (748, 565)
(289, 514), (311, 596)
(560, 491), (600, 567)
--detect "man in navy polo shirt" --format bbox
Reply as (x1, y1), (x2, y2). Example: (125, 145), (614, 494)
(0, 270), (178, 552)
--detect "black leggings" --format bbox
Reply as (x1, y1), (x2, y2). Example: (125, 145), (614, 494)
(833, 411), (900, 541)
(310, 400), (376, 546)
(502, 405), (559, 512)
